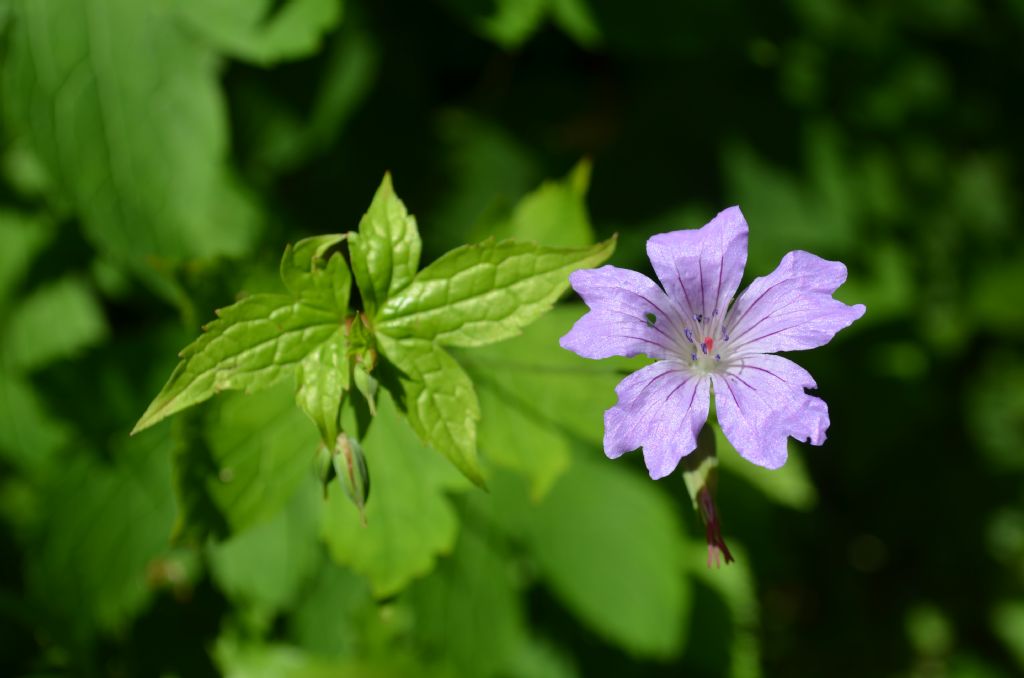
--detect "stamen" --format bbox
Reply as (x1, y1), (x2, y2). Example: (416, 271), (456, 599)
(722, 330), (730, 342)
(715, 354), (721, 361)
(700, 343), (708, 355)
(691, 352), (697, 362)
(684, 328), (695, 344)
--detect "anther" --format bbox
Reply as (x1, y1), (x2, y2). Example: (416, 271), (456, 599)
(684, 328), (695, 344)
(691, 352), (697, 362)
(701, 343), (708, 355)
(715, 354), (721, 361)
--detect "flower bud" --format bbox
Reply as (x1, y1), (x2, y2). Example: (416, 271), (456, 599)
(314, 442), (336, 498)
(332, 432), (371, 525)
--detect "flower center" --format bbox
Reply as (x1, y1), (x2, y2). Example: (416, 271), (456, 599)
(679, 309), (731, 375)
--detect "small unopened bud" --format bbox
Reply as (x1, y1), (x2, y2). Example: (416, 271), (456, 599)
(353, 364), (379, 416)
(314, 443), (336, 498)
(332, 433), (371, 525)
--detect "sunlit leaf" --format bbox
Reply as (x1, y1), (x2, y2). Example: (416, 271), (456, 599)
(406, 526), (526, 677)
(134, 296), (341, 433)
(714, 426), (819, 511)
(208, 478), (322, 616)
(24, 433), (176, 640)
(0, 371), (70, 475)
(508, 455), (692, 659)
(486, 159), (595, 248)
(4, 276), (108, 372)
(280, 236), (349, 308)
(377, 237), (615, 348)
(474, 382), (570, 500)
(349, 173), (422, 316)
(202, 384), (321, 533)
(377, 336), (484, 486)
(288, 559), (377, 658)
(175, 0), (342, 66)
(296, 330), (349, 444)
(2, 0), (259, 263)
(0, 210), (53, 308)
(215, 636), (426, 678)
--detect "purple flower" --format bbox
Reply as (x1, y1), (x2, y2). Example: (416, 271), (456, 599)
(561, 207), (865, 478)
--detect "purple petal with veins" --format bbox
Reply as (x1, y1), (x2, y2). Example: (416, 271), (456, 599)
(560, 266), (683, 361)
(725, 251), (866, 356)
(604, 361), (711, 480)
(711, 354), (829, 469)
(646, 206), (748, 321)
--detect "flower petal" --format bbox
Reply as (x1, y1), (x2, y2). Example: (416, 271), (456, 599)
(604, 361), (711, 479)
(646, 206), (749, 321)
(711, 354), (829, 469)
(724, 250), (866, 355)
(560, 266), (685, 360)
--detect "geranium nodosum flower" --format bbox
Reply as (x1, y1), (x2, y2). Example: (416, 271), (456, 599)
(561, 206), (865, 479)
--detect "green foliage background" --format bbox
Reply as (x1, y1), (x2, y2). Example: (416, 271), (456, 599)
(1, 0), (1023, 675)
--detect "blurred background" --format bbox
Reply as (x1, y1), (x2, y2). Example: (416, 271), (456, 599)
(1, 0), (1023, 676)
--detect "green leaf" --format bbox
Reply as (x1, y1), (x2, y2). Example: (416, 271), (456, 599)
(215, 637), (427, 678)
(133, 295), (340, 434)
(723, 127), (857, 272)
(406, 526), (526, 678)
(280, 235), (350, 309)
(295, 329), (349, 443)
(512, 455), (692, 659)
(549, 0), (602, 48)
(377, 336), (484, 487)
(202, 384), (322, 534)
(474, 382), (570, 500)
(690, 542), (761, 678)
(321, 392), (467, 597)
(175, 0), (342, 66)
(349, 174), (422, 316)
(993, 601), (1024, 671)
(460, 304), (640, 495)
(4, 276), (109, 372)
(0, 210), (54, 308)
(488, 159), (595, 248)
(478, 0), (547, 48)
(376, 236), (616, 348)
(2, 0), (259, 263)
(24, 434), (177, 641)
(239, 22), (379, 179)
(208, 478), (322, 616)
(431, 110), (541, 251)
(714, 426), (819, 511)
(288, 560), (377, 658)
(0, 371), (70, 475)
